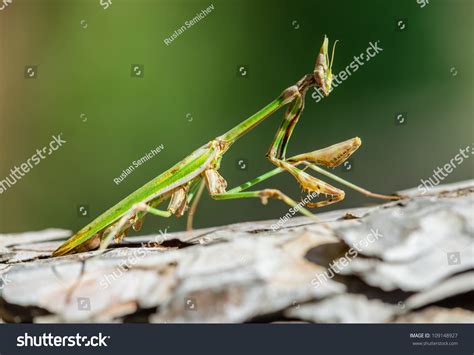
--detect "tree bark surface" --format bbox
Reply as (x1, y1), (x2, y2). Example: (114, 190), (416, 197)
(0, 181), (473, 323)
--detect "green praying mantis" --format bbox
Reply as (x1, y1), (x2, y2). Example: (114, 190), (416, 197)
(52, 36), (399, 257)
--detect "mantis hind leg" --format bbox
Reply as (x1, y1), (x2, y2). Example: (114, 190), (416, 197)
(97, 202), (173, 253)
(97, 177), (207, 253)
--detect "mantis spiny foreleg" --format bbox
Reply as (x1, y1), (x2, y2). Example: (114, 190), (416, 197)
(288, 137), (361, 168)
(264, 81), (344, 206)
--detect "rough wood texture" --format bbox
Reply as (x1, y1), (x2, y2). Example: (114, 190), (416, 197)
(0, 181), (473, 323)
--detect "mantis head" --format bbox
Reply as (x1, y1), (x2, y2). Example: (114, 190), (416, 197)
(314, 36), (338, 96)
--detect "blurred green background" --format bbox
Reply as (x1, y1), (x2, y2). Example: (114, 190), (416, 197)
(1, 0), (473, 235)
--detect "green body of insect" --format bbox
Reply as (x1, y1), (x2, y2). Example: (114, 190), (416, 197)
(53, 36), (398, 257)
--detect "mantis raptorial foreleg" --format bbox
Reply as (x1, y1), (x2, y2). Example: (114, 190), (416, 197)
(285, 137), (399, 201)
(265, 77), (396, 205)
(288, 137), (361, 168)
(265, 87), (337, 201)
